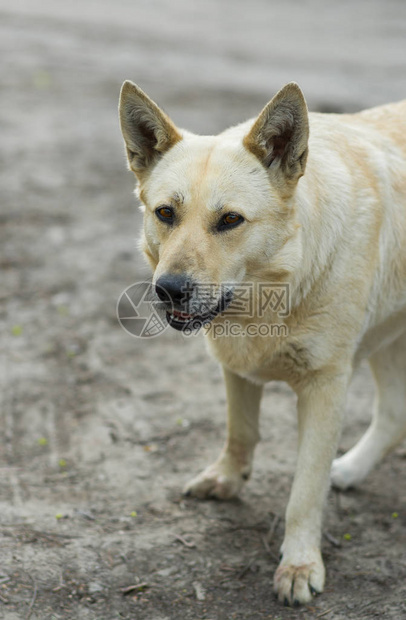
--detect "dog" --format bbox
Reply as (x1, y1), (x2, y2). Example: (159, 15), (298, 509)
(118, 81), (406, 606)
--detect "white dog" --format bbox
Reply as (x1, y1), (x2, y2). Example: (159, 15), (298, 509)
(119, 81), (406, 605)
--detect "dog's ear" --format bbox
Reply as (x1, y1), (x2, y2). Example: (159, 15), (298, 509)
(119, 81), (182, 179)
(243, 83), (309, 195)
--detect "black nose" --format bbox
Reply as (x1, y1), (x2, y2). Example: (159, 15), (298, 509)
(155, 274), (194, 306)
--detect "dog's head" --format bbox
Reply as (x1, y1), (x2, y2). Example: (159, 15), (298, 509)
(119, 82), (309, 331)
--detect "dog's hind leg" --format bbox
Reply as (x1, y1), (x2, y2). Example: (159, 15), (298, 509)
(183, 367), (263, 499)
(331, 331), (406, 490)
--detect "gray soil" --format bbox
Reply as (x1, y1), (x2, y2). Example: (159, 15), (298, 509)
(1, 1), (406, 619)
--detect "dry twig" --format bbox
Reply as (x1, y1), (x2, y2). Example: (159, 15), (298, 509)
(174, 534), (196, 548)
(121, 583), (149, 595)
(315, 607), (337, 618)
(323, 531), (341, 548)
(265, 513), (280, 544)
(237, 557), (256, 580)
(25, 577), (37, 620)
(75, 510), (95, 521)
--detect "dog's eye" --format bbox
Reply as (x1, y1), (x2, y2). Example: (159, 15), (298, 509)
(218, 212), (244, 231)
(156, 206), (175, 224)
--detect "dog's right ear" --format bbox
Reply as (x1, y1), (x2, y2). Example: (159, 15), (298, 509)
(119, 81), (182, 179)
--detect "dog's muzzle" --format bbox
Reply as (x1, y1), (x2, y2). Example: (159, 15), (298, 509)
(155, 274), (233, 332)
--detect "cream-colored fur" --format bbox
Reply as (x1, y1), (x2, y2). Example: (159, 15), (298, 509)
(119, 81), (406, 606)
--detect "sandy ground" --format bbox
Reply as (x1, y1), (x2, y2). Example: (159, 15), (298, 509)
(1, 1), (406, 618)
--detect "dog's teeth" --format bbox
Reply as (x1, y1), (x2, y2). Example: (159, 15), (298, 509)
(169, 312), (191, 322)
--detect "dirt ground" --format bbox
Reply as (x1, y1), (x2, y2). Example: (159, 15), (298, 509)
(1, 1), (406, 619)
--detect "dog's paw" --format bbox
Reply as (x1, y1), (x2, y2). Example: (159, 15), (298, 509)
(273, 550), (325, 606)
(331, 454), (362, 490)
(183, 455), (249, 500)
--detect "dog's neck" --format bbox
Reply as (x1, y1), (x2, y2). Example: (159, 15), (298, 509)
(288, 151), (352, 309)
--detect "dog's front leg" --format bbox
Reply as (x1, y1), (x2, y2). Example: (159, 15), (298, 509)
(184, 367), (263, 499)
(274, 372), (348, 606)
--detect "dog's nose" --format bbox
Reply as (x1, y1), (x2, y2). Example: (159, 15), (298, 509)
(155, 274), (193, 306)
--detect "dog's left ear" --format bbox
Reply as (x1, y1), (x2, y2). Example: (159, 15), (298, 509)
(119, 81), (182, 180)
(243, 83), (309, 195)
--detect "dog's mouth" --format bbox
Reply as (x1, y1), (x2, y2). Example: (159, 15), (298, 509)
(166, 291), (233, 332)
